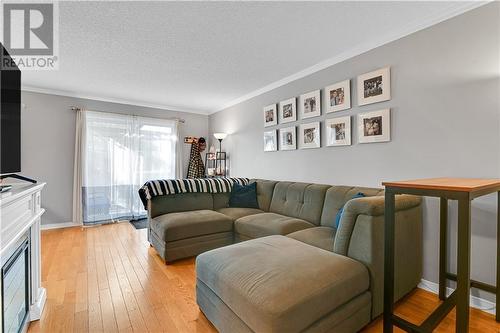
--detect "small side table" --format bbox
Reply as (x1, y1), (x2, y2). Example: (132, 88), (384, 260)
(383, 178), (500, 333)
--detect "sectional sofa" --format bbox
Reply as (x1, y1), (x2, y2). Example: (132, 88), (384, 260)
(147, 179), (422, 332)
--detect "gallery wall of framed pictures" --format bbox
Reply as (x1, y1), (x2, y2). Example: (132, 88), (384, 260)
(262, 66), (392, 151)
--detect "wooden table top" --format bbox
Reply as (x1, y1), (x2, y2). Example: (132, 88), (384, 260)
(382, 177), (500, 193)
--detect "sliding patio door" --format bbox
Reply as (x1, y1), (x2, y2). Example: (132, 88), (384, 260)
(82, 111), (177, 225)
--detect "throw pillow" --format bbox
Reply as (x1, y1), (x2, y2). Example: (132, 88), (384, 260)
(229, 182), (259, 209)
(335, 192), (365, 228)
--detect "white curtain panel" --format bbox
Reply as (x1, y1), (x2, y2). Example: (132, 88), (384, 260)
(72, 109), (86, 225)
(174, 121), (183, 178)
(81, 111), (177, 225)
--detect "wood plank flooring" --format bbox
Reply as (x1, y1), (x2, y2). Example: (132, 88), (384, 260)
(29, 222), (500, 332)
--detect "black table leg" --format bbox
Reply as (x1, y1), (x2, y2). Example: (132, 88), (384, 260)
(497, 191), (500, 322)
(456, 197), (471, 333)
(384, 191), (395, 333)
(439, 197), (448, 301)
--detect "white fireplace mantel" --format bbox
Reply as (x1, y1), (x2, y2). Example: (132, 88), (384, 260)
(1, 182), (46, 323)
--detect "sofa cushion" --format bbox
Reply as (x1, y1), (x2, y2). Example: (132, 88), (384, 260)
(251, 179), (278, 211)
(286, 226), (335, 252)
(149, 192), (214, 218)
(216, 207), (264, 221)
(196, 235), (369, 333)
(269, 182), (330, 225)
(213, 192), (231, 210)
(150, 210), (233, 242)
(234, 212), (314, 239)
(320, 186), (384, 228)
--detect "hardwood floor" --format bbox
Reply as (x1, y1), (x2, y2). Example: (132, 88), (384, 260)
(29, 223), (500, 333)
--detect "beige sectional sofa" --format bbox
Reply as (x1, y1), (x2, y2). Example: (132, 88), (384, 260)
(147, 179), (422, 332)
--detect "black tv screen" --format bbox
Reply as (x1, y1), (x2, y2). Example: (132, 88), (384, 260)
(1, 45), (21, 175)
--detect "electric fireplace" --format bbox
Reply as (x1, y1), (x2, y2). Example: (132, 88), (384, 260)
(1, 183), (45, 333)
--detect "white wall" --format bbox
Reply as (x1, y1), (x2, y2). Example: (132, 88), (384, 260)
(209, 3), (500, 301)
(20, 91), (209, 226)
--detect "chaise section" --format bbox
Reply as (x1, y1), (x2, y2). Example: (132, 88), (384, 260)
(196, 235), (371, 333)
(234, 212), (314, 240)
(151, 210), (233, 241)
(286, 226), (335, 252)
(150, 210), (233, 262)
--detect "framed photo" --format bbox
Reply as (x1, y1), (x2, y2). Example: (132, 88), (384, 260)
(358, 109), (391, 143)
(279, 98), (297, 124)
(299, 122), (320, 149)
(326, 116), (351, 146)
(263, 130), (277, 152)
(325, 80), (351, 113)
(263, 104), (277, 127)
(357, 67), (391, 106)
(279, 126), (296, 151)
(299, 90), (321, 119)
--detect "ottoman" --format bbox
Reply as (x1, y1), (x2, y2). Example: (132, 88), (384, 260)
(196, 235), (371, 333)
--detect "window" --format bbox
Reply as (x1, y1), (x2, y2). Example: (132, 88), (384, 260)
(82, 111), (177, 225)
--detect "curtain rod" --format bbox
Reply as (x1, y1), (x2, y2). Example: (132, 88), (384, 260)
(70, 106), (185, 123)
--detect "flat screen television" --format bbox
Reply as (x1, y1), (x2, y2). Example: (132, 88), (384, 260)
(0, 44), (21, 175)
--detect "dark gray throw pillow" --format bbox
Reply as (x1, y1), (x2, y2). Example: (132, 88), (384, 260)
(229, 182), (259, 209)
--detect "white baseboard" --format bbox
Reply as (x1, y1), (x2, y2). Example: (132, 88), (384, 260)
(29, 287), (46, 321)
(418, 279), (496, 315)
(41, 221), (81, 230)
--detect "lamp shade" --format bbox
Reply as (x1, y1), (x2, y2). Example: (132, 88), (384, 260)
(213, 133), (228, 140)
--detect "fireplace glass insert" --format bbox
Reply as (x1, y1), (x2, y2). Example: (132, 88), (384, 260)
(2, 235), (30, 333)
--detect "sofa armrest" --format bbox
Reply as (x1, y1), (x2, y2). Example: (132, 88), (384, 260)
(334, 195), (420, 255)
(343, 194), (421, 217)
(333, 194), (423, 318)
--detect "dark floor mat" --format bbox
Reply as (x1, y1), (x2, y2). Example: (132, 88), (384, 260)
(129, 218), (148, 230)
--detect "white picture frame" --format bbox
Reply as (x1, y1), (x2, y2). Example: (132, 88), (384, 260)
(325, 80), (351, 113)
(263, 104), (277, 127)
(358, 109), (391, 143)
(263, 130), (277, 152)
(326, 116), (351, 146)
(279, 126), (296, 151)
(299, 90), (321, 119)
(299, 122), (321, 149)
(279, 97), (297, 124)
(357, 67), (391, 106)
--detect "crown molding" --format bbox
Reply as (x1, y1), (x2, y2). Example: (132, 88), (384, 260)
(209, 1), (489, 115)
(21, 85), (211, 116)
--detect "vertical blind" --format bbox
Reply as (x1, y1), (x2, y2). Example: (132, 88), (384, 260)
(82, 111), (177, 225)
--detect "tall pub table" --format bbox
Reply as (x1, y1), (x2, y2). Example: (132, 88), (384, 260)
(383, 178), (500, 333)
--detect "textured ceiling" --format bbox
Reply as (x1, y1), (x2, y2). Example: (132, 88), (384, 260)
(21, 1), (484, 114)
